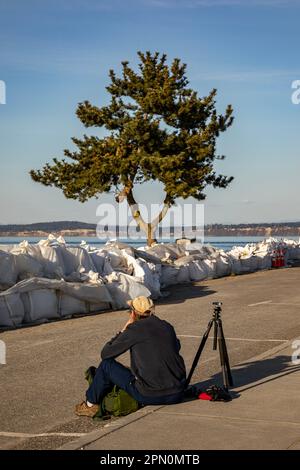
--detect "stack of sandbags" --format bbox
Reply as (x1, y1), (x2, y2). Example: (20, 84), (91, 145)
(0, 277), (113, 328)
(38, 238), (98, 279)
(9, 237), (99, 281)
(2, 235), (299, 329)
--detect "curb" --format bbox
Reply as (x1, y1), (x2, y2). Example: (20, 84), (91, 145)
(58, 405), (164, 450)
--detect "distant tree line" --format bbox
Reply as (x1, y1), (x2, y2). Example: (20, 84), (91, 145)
(1, 221), (300, 234)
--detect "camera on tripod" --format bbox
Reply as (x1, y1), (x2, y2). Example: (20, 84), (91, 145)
(185, 301), (233, 392)
(212, 301), (222, 318)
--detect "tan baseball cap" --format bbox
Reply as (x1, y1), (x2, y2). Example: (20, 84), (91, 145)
(127, 296), (154, 315)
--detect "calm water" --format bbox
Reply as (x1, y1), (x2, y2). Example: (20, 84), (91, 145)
(0, 235), (298, 252)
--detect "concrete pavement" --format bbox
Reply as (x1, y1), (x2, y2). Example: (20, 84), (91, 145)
(1, 266), (300, 449)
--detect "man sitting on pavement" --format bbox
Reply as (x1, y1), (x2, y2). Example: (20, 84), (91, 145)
(75, 295), (186, 417)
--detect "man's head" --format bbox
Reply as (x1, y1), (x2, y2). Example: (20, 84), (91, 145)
(127, 296), (154, 320)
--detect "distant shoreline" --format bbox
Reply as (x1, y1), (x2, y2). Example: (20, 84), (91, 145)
(1, 227), (300, 238)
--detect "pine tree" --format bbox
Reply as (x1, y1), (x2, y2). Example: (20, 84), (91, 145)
(30, 51), (234, 245)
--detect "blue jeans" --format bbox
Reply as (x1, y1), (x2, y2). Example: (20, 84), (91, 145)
(86, 358), (184, 406)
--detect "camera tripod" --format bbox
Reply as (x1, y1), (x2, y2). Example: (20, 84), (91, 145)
(185, 302), (233, 391)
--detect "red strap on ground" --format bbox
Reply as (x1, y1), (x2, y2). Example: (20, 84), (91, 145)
(198, 392), (213, 401)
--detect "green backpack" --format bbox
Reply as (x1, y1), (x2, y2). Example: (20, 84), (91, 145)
(85, 367), (140, 421)
(100, 385), (140, 419)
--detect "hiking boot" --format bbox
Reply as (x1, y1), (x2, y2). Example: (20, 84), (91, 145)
(75, 401), (99, 417)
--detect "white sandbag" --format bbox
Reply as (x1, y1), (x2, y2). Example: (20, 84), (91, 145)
(165, 243), (186, 258)
(102, 258), (114, 275)
(58, 294), (110, 317)
(0, 250), (18, 288)
(231, 259), (242, 274)
(106, 273), (151, 309)
(287, 246), (300, 260)
(58, 247), (78, 275)
(202, 259), (216, 278)
(108, 252), (125, 269)
(106, 240), (136, 257)
(122, 252), (161, 298)
(256, 254), (272, 270)
(176, 265), (191, 283)
(89, 251), (107, 274)
(38, 245), (66, 278)
(15, 253), (44, 280)
(231, 256), (258, 274)
(58, 294), (87, 317)
(184, 242), (204, 253)
(188, 260), (208, 281)
(6, 277), (113, 305)
(174, 255), (197, 266)
(21, 289), (59, 323)
(215, 255), (231, 278)
(0, 292), (25, 327)
(66, 246), (96, 275)
(135, 248), (162, 265)
(146, 244), (181, 262)
(144, 244), (170, 261)
(101, 246), (128, 271)
(11, 241), (42, 258)
(78, 270), (105, 284)
(139, 260), (161, 298)
(0, 245), (14, 252)
(160, 265), (180, 287)
(185, 243), (217, 258)
(239, 256), (259, 273)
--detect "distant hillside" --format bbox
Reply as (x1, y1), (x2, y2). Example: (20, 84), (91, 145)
(205, 223), (300, 237)
(0, 221), (96, 232)
(0, 221), (300, 237)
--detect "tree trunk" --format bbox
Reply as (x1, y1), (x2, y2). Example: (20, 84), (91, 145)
(147, 223), (157, 246)
(124, 185), (171, 246)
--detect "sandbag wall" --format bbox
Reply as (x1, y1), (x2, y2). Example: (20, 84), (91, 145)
(0, 236), (299, 328)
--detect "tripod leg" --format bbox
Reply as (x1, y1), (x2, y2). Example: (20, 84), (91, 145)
(213, 320), (218, 350)
(218, 333), (229, 389)
(185, 319), (213, 389)
(214, 321), (227, 388)
(218, 321), (233, 387)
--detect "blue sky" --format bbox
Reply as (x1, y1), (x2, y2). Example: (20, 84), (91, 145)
(0, 0), (300, 225)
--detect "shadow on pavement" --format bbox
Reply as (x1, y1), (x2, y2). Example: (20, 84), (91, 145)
(189, 354), (300, 398)
(158, 283), (216, 305)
